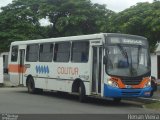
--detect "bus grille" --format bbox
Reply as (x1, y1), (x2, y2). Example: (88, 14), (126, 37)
(122, 91), (140, 97)
(121, 78), (142, 85)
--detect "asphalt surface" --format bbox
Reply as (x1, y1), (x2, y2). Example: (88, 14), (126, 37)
(0, 87), (159, 114)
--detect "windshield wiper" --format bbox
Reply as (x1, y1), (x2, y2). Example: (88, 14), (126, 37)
(118, 45), (136, 76)
(118, 45), (129, 65)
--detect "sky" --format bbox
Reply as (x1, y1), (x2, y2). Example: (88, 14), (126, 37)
(92, 0), (153, 12)
(0, 0), (153, 12)
(0, 0), (12, 8)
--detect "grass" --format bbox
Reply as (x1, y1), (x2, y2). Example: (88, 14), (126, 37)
(145, 102), (160, 110)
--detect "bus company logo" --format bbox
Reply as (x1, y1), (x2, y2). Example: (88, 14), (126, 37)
(35, 65), (49, 74)
(125, 85), (132, 88)
(57, 67), (79, 75)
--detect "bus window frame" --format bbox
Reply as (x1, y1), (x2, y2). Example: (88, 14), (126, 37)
(11, 45), (19, 62)
(39, 43), (54, 62)
(53, 42), (71, 63)
(26, 44), (39, 62)
(71, 41), (90, 63)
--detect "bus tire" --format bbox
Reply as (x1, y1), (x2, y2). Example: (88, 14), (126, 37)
(27, 77), (43, 94)
(113, 98), (121, 103)
(78, 82), (86, 102)
(27, 77), (36, 94)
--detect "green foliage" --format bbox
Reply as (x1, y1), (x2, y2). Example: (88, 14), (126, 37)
(145, 102), (160, 110)
(0, 0), (48, 51)
(0, 0), (160, 52)
(38, 0), (114, 37)
(108, 1), (160, 52)
(0, 0), (114, 52)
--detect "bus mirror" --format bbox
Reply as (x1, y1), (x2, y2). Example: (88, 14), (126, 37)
(103, 56), (107, 64)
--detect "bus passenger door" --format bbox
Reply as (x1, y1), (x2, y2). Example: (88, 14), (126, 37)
(19, 49), (25, 85)
(92, 46), (102, 94)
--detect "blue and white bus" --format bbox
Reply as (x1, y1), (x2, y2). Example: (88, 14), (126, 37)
(8, 33), (152, 102)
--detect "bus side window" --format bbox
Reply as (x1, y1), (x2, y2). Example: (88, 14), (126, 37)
(54, 42), (70, 62)
(39, 43), (53, 62)
(71, 41), (89, 63)
(11, 46), (18, 62)
(26, 44), (39, 62)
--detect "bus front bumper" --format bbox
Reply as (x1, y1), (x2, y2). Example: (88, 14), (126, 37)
(104, 84), (152, 98)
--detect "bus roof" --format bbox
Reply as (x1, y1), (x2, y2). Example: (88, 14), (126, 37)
(11, 33), (147, 45)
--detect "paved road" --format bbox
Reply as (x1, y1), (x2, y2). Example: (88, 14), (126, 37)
(0, 87), (158, 114)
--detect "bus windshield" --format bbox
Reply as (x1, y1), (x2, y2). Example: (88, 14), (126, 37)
(105, 43), (150, 77)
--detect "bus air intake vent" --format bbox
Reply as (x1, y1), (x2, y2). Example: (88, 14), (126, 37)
(121, 78), (142, 85)
(122, 91), (141, 97)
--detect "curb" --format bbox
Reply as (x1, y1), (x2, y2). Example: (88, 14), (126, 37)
(139, 97), (160, 102)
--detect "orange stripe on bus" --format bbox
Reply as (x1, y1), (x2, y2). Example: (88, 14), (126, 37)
(8, 64), (27, 73)
(131, 77), (149, 89)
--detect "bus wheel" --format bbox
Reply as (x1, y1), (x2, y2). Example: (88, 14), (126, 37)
(27, 77), (36, 94)
(78, 83), (86, 102)
(113, 98), (121, 103)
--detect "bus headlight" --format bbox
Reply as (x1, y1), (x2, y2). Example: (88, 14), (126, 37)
(144, 81), (151, 88)
(107, 79), (119, 88)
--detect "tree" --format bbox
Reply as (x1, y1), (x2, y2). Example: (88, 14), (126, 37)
(108, 1), (160, 52)
(0, 0), (47, 51)
(0, 0), (114, 51)
(38, 0), (114, 37)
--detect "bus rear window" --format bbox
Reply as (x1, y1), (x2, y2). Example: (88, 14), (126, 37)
(11, 46), (18, 62)
(26, 44), (39, 62)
